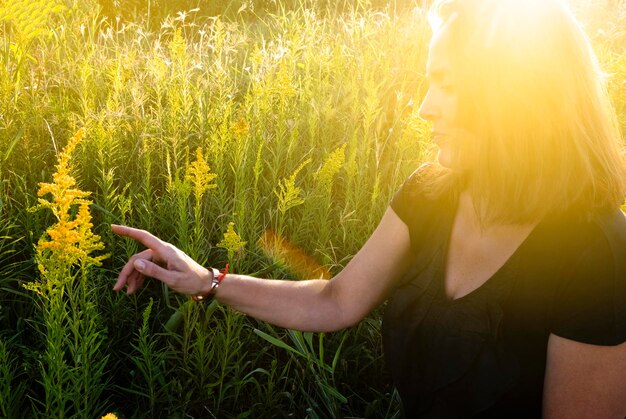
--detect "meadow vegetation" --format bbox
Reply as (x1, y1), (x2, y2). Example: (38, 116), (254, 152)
(0, 0), (624, 417)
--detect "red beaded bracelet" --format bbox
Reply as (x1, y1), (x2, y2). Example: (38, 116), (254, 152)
(192, 264), (229, 303)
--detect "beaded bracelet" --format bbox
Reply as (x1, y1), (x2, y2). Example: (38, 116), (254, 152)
(192, 264), (229, 303)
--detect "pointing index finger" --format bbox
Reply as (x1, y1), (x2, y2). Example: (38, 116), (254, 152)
(111, 224), (164, 250)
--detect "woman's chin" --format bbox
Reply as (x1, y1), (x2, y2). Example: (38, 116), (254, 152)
(436, 149), (467, 172)
(436, 149), (455, 169)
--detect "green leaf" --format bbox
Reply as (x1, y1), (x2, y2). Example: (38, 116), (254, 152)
(3, 129), (22, 164)
(253, 328), (300, 356)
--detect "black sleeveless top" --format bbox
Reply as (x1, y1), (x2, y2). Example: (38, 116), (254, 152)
(382, 171), (626, 418)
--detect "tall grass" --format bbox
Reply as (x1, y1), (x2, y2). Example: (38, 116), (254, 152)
(0, 0), (624, 416)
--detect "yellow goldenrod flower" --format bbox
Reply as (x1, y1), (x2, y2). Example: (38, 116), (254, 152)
(0, 0), (67, 44)
(36, 127), (90, 222)
(29, 128), (108, 278)
(168, 27), (187, 63)
(315, 144), (346, 191)
(217, 222), (246, 261)
(275, 59), (297, 98)
(101, 413), (118, 419)
(274, 158), (311, 215)
(250, 46), (264, 67)
(230, 112), (250, 135)
(185, 147), (217, 203)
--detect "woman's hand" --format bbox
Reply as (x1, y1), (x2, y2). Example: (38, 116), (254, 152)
(111, 224), (213, 296)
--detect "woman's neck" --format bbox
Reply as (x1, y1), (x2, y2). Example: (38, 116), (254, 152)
(458, 190), (539, 236)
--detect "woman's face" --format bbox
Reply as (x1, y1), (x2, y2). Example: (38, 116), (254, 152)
(419, 30), (473, 171)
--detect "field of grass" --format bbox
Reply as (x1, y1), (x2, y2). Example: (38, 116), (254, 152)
(0, 0), (624, 417)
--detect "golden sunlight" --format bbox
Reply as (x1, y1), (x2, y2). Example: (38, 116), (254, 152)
(259, 229), (331, 280)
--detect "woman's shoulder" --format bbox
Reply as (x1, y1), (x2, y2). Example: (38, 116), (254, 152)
(591, 209), (626, 256)
(586, 209), (626, 297)
(544, 207), (626, 250)
(548, 208), (626, 346)
(389, 165), (459, 252)
(563, 209), (626, 265)
(390, 164), (445, 230)
(390, 163), (451, 218)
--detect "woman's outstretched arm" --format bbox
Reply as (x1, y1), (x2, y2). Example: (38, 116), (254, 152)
(112, 207), (411, 332)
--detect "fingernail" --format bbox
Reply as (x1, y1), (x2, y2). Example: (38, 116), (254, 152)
(134, 260), (145, 270)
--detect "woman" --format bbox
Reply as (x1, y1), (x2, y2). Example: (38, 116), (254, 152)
(112, 0), (626, 416)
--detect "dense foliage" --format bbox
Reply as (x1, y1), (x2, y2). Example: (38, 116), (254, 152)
(0, 0), (623, 417)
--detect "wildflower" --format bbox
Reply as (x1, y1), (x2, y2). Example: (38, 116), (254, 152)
(28, 128), (108, 282)
(230, 112), (249, 135)
(315, 144), (346, 190)
(168, 27), (187, 63)
(185, 147), (217, 203)
(345, 156), (358, 179)
(36, 127), (90, 222)
(217, 222), (246, 260)
(275, 59), (297, 98)
(0, 0), (67, 44)
(250, 46), (264, 67)
(25, 128), (109, 419)
(274, 158), (311, 215)
(101, 414), (118, 419)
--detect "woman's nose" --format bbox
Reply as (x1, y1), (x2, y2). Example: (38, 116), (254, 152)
(418, 88), (439, 121)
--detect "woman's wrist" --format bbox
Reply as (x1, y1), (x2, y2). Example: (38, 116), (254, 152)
(192, 264), (229, 302)
(192, 267), (220, 302)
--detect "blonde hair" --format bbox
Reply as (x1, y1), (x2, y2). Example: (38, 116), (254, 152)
(423, 0), (626, 224)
